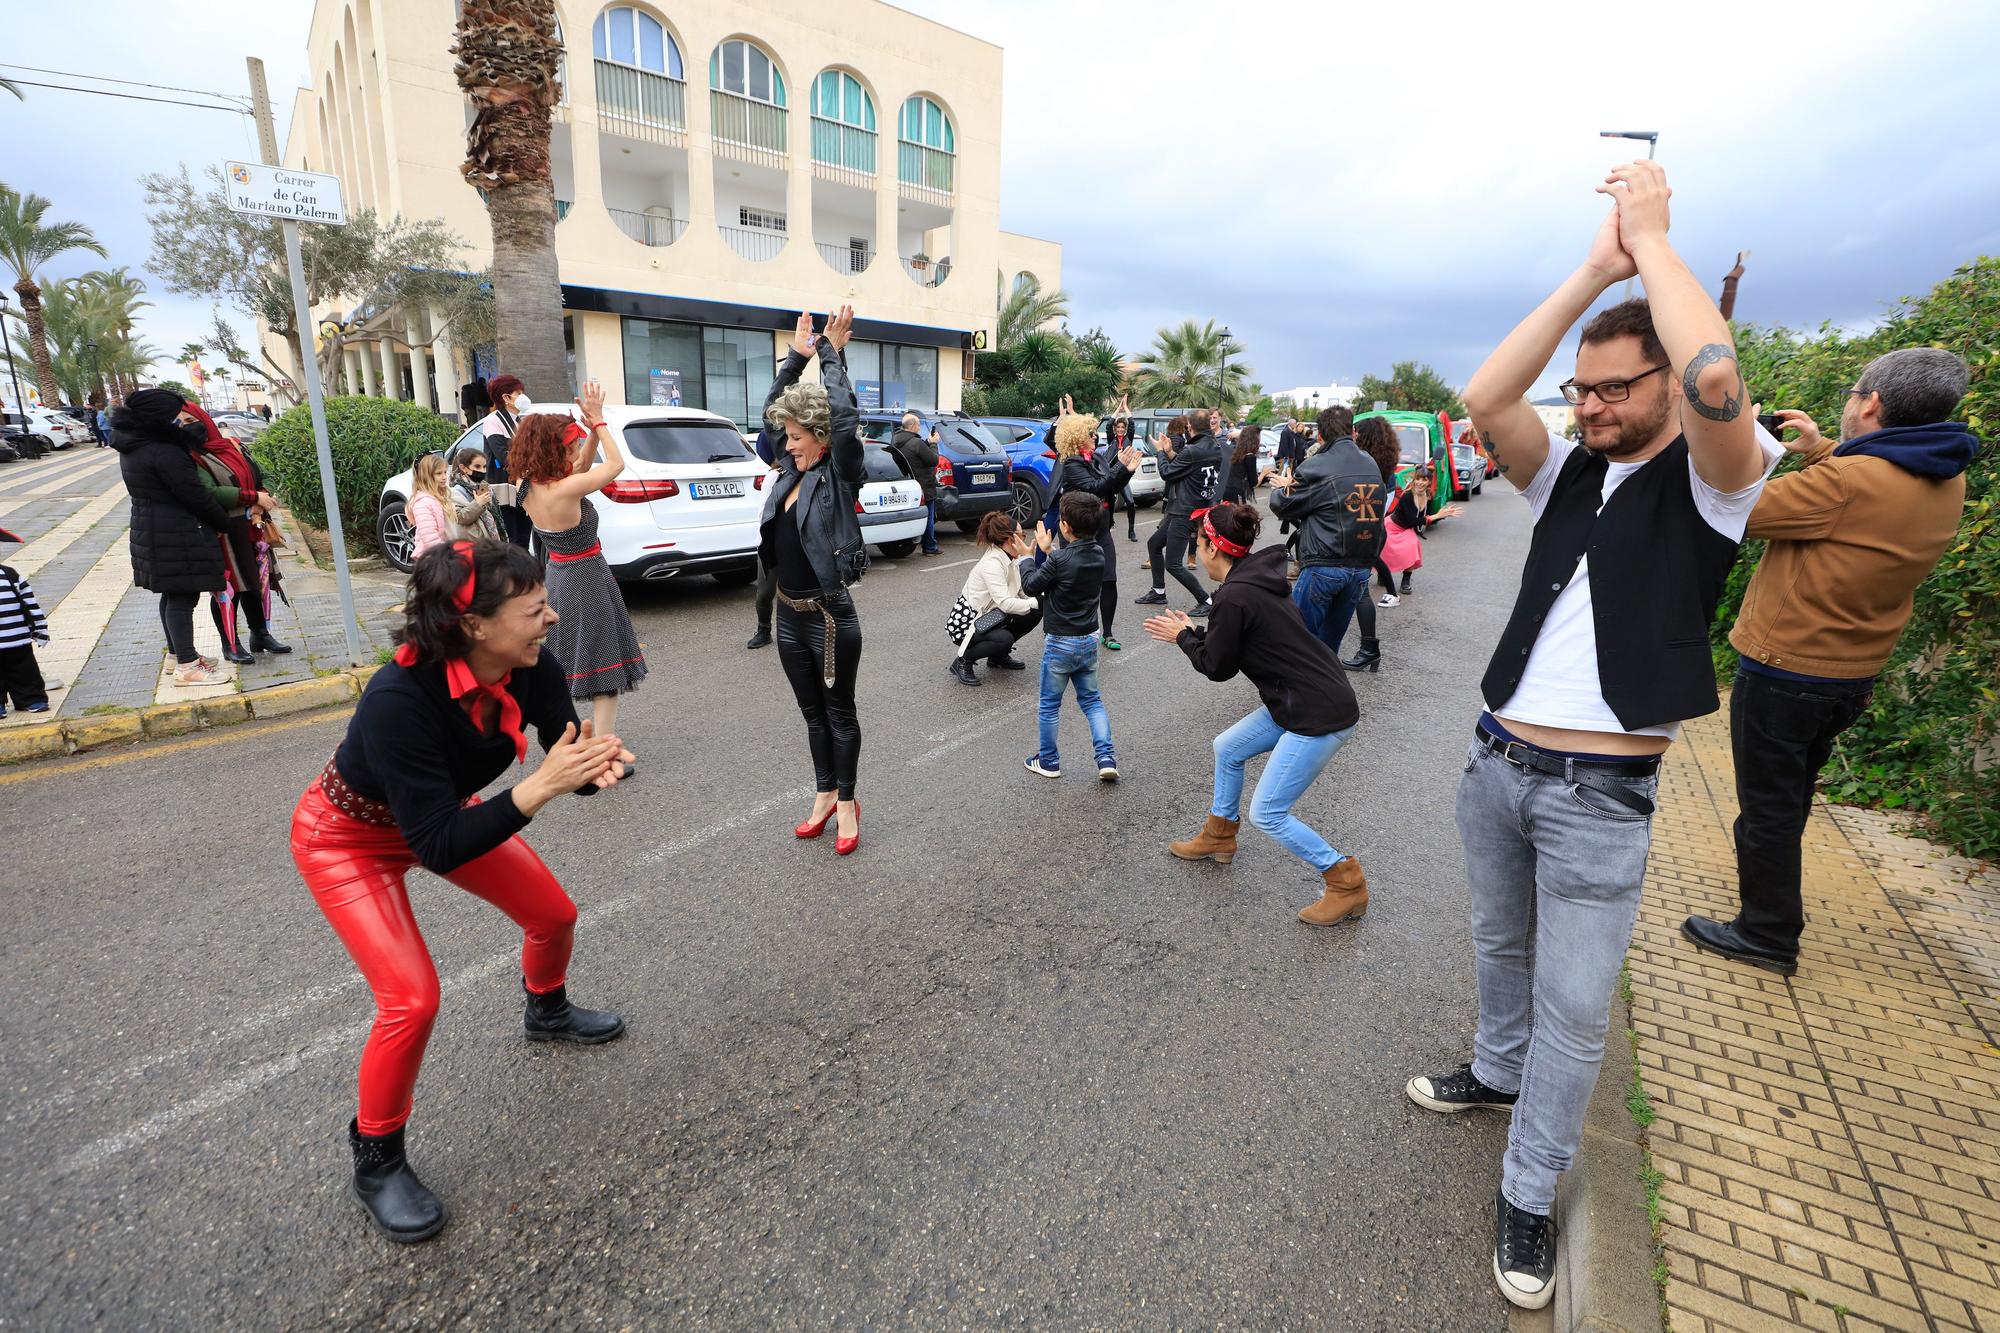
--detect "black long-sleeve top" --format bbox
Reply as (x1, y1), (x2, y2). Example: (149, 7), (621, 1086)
(333, 649), (586, 874)
(1174, 546), (1359, 735)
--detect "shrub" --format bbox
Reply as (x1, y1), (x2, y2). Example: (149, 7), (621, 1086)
(1713, 257), (1998, 857)
(250, 395), (460, 553)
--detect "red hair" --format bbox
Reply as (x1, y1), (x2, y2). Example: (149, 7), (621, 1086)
(488, 374), (524, 402)
(509, 415), (584, 486)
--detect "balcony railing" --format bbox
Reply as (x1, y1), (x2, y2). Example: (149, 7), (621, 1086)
(897, 140), (954, 197)
(810, 117), (875, 187)
(609, 208), (685, 247)
(710, 90), (788, 169)
(720, 225), (786, 262)
(594, 60), (686, 144)
(902, 255), (949, 287)
(816, 240), (873, 275)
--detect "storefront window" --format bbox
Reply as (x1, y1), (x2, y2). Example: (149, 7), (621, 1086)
(702, 326), (770, 429)
(621, 319), (941, 425)
(847, 339), (936, 413)
(622, 318), (704, 412)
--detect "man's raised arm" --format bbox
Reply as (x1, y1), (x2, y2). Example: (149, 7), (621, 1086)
(1601, 161), (1764, 492)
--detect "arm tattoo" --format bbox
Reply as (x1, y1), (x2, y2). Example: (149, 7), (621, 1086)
(1683, 344), (1745, 422)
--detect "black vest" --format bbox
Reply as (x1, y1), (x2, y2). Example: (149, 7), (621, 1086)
(1481, 437), (1741, 731)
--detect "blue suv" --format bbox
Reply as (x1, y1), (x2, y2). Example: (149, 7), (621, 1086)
(857, 412), (1014, 531)
(974, 417), (1062, 528)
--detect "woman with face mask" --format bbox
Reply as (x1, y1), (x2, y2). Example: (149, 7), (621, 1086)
(108, 388), (238, 686)
(478, 375), (534, 550)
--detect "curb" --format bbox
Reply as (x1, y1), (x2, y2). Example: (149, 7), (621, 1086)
(1513, 991), (1663, 1333)
(0, 665), (381, 764)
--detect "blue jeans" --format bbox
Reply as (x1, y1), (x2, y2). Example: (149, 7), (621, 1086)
(1211, 708), (1353, 870)
(1455, 733), (1660, 1215)
(922, 500), (941, 553)
(1036, 634), (1115, 770)
(1292, 565), (1371, 655)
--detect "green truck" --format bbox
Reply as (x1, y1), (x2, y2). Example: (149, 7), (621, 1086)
(1352, 408), (1456, 513)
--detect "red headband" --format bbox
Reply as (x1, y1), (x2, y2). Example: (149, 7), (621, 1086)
(393, 540), (481, 668)
(1193, 507), (1250, 559)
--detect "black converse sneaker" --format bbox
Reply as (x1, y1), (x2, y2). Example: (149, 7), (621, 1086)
(1405, 1062), (1519, 1114)
(1493, 1190), (1557, 1309)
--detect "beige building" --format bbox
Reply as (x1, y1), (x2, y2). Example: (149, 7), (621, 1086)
(279, 0), (1060, 426)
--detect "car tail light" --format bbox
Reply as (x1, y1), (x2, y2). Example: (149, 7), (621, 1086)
(1041, 449), (1058, 461)
(603, 478), (680, 503)
(854, 498), (866, 514)
(754, 473), (766, 490)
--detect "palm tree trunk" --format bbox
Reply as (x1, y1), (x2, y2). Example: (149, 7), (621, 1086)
(13, 278), (60, 405)
(487, 178), (566, 399)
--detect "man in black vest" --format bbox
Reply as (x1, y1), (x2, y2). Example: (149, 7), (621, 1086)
(1402, 162), (1779, 1312)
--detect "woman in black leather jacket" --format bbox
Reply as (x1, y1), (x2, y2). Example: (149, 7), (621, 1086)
(759, 306), (869, 854)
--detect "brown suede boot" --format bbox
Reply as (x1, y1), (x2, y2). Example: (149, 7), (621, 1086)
(1299, 857), (1368, 926)
(1169, 815), (1239, 864)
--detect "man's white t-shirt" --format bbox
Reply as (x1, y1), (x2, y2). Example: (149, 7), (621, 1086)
(1494, 428), (1782, 739)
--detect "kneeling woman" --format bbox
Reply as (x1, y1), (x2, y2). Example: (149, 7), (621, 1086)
(760, 306), (868, 854)
(290, 539), (633, 1242)
(1142, 503), (1369, 926)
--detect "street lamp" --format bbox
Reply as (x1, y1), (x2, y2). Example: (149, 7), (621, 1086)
(1218, 325), (1231, 415)
(1599, 130), (1660, 299)
(0, 292), (25, 414)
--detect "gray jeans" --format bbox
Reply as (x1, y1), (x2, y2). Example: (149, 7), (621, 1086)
(1455, 734), (1660, 1215)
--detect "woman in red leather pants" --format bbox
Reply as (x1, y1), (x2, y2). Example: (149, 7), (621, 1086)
(291, 538), (633, 1242)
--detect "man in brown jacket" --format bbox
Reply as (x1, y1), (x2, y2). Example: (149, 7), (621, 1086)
(1684, 348), (1980, 975)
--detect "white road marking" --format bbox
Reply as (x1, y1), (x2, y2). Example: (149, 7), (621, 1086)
(918, 557), (975, 572)
(10, 483), (129, 578)
(0, 454), (118, 517)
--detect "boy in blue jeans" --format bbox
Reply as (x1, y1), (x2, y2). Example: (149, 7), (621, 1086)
(1022, 492), (1118, 781)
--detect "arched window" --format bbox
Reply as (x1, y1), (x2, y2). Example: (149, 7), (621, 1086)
(593, 5), (682, 79)
(710, 39), (785, 106)
(810, 70), (873, 130)
(899, 95), (953, 152)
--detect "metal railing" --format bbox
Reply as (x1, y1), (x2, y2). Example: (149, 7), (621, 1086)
(897, 140), (954, 196)
(810, 117), (875, 178)
(594, 60), (686, 143)
(901, 256), (949, 287)
(710, 89), (788, 168)
(609, 208), (685, 246)
(817, 240), (873, 274)
(720, 225), (786, 262)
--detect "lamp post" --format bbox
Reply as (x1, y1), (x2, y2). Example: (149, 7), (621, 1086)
(1599, 130), (1659, 299)
(85, 339), (99, 403)
(1218, 325), (1231, 415)
(0, 292), (24, 413)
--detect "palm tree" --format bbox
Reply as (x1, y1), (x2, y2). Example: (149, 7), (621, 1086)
(0, 184), (108, 405)
(996, 274), (1070, 349)
(1, 79), (21, 101)
(1130, 319), (1253, 410)
(178, 342), (206, 366)
(77, 267), (150, 396)
(1010, 329), (1069, 376)
(454, 0), (568, 398)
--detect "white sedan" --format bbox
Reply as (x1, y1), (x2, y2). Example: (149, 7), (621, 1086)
(378, 404), (768, 586)
(3, 407), (90, 450)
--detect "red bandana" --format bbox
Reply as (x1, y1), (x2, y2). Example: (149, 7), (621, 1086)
(1192, 507), (1249, 559)
(391, 540), (528, 762)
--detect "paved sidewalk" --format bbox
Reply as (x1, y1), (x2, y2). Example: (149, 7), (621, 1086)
(0, 447), (403, 728)
(1632, 706), (2000, 1332)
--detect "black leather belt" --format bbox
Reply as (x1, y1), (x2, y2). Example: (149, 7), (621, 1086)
(1474, 727), (1659, 816)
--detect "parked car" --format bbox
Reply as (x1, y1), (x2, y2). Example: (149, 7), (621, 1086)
(3, 407), (88, 450)
(1450, 442), (1488, 497)
(2, 422), (51, 460)
(854, 439), (931, 558)
(973, 416), (1060, 527)
(213, 410), (269, 438)
(856, 412), (1011, 532)
(377, 404), (767, 585)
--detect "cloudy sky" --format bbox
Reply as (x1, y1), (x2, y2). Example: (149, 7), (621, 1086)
(5, 0), (1997, 400)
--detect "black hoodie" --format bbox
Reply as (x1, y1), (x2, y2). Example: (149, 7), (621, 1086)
(1174, 545), (1359, 735)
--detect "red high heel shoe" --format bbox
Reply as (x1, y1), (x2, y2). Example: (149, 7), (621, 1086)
(834, 801), (861, 856)
(794, 800), (836, 839)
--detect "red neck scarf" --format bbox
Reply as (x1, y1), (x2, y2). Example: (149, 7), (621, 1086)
(183, 402), (256, 493)
(391, 540), (527, 762)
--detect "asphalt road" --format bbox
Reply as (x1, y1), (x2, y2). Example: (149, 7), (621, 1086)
(3, 487), (1533, 1330)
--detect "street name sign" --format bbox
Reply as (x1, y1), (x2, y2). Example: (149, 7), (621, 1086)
(222, 162), (347, 225)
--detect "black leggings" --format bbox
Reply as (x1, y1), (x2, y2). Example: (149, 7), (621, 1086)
(1354, 593), (1376, 642)
(1099, 580), (1118, 638)
(1374, 560), (1395, 594)
(776, 593), (863, 800)
(1117, 489), (1137, 533)
(753, 559), (776, 632)
(158, 592), (201, 664)
(964, 607), (1042, 663)
(1147, 515), (1208, 603)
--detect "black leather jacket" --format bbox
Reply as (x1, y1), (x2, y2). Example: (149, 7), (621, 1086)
(757, 344), (868, 599)
(1268, 436), (1386, 568)
(1158, 431), (1222, 516)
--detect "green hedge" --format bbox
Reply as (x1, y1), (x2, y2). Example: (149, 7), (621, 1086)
(1714, 257), (1998, 857)
(250, 396), (460, 553)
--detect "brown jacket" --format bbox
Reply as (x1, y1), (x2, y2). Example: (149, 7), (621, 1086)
(1729, 439), (1966, 678)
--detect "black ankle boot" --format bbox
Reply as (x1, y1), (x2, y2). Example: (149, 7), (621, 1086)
(221, 643), (255, 666)
(348, 1118), (446, 1243)
(523, 980), (626, 1044)
(249, 630), (293, 654)
(1399, 572), (1413, 595)
(1342, 637), (1382, 672)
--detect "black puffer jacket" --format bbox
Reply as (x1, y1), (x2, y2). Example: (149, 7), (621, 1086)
(1175, 545), (1359, 735)
(111, 411), (230, 594)
(757, 343), (868, 599)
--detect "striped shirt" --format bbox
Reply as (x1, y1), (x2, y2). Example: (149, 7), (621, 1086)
(0, 564), (49, 650)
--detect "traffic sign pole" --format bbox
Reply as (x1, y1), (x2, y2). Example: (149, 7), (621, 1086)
(247, 58), (363, 665)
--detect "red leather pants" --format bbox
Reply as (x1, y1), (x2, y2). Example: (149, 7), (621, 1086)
(290, 783), (576, 1134)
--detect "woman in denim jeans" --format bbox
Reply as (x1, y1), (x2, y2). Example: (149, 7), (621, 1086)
(1143, 502), (1368, 925)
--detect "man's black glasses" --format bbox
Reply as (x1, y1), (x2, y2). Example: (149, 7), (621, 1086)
(1558, 363), (1671, 405)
